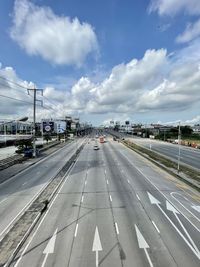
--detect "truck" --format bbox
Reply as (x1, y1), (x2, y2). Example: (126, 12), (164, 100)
(99, 136), (104, 143)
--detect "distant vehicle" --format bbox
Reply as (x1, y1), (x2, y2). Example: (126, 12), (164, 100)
(93, 145), (99, 150)
(99, 136), (104, 143)
(95, 134), (99, 138)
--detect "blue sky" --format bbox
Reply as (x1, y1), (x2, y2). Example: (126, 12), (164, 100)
(0, 0), (200, 125)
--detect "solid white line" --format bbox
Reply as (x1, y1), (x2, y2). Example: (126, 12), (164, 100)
(106, 180), (109, 185)
(115, 222), (119, 235)
(0, 140), (76, 188)
(41, 253), (48, 267)
(120, 151), (200, 233)
(144, 248), (154, 267)
(0, 198), (7, 205)
(81, 195), (84, 203)
(74, 224), (79, 237)
(174, 212), (200, 254)
(170, 192), (200, 224)
(157, 204), (200, 259)
(136, 194), (140, 201)
(152, 221), (160, 233)
(109, 195), (112, 202)
(13, 152), (81, 267)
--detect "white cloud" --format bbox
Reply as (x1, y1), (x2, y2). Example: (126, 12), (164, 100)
(176, 19), (200, 43)
(1, 41), (200, 124)
(10, 0), (98, 66)
(149, 0), (200, 16)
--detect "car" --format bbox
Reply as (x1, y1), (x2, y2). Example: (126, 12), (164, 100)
(93, 145), (99, 150)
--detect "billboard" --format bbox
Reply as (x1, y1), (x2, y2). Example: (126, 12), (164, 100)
(42, 121), (54, 133)
(56, 121), (66, 134)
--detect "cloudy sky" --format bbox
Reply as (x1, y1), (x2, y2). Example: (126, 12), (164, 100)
(0, 0), (200, 125)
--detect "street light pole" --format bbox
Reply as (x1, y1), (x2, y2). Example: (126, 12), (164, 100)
(177, 121), (181, 173)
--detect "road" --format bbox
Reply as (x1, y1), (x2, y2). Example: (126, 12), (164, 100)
(0, 138), (84, 241)
(122, 135), (200, 170)
(11, 137), (200, 267)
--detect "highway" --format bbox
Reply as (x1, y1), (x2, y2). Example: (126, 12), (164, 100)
(0, 139), (84, 241)
(114, 133), (200, 170)
(11, 137), (200, 267)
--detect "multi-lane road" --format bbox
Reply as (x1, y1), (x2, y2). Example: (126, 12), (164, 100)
(122, 136), (200, 170)
(0, 139), (84, 242)
(7, 136), (200, 267)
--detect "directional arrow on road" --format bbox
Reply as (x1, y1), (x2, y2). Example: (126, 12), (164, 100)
(147, 191), (200, 260)
(135, 225), (149, 249)
(92, 227), (102, 267)
(166, 200), (200, 256)
(134, 225), (153, 267)
(41, 229), (58, 267)
(147, 192), (161, 205)
(192, 205), (200, 213)
(166, 201), (179, 214)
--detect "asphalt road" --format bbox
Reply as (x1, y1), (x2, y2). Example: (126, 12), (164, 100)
(11, 137), (200, 267)
(0, 138), (85, 241)
(122, 135), (200, 170)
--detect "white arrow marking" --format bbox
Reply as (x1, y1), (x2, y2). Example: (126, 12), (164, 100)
(92, 227), (102, 267)
(148, 192), (200, 260)
(192, 206), (200, 213)
(41, 228), (57, 267)
(135, 225), (149, 249)
(166, 201), (200, 255)
(166, 201), (180, 214)
(147, 192), (161, 205)
(135, 225), (153, 267)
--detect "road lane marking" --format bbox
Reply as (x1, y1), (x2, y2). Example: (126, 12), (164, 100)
(152, 221), (160, 233)
(0, 198), (8, 205)
(127, 179), (130, 184)
(104, 170), (106, 174)
(81, 195), (84, 203)
(135, 224), (153, 267)
(120, 151), (200, 233)
(13, 152), (82, 267)
(22, 182), (28, 186)
(148, 192), (200, 260)
(85, 180), (87, 185)
(92, 227), (102, 267)
(136, 194), (140, 201)
(170, 192), (200, 224)
(41, 228), (58, 267)
(115, 222), (119, 235)
(74, 224), (79, 237)
(166, 201), (200, 255)
(106, 179), (109, 185)
(109, 195), (112, 202)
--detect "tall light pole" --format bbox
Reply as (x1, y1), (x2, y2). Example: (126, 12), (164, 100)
(177, 121), (181, 173)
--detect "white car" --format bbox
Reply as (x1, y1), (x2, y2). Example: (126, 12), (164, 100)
(93, 145), (99, 150)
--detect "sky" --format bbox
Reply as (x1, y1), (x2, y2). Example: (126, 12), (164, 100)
(0, 0), (200, 126)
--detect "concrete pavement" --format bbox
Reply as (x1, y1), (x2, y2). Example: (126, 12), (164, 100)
(11, 137), (200, 267)
(0, 138), (85, 242)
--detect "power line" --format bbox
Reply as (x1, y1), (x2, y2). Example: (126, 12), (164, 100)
(0, 94), (33, 105)
(0, 75), (29, 90)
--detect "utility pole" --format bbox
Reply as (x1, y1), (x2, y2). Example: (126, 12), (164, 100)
(177, 121), (181, 173)
(27, 86), (43, 157)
